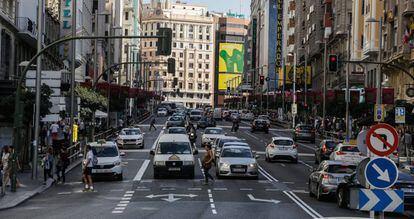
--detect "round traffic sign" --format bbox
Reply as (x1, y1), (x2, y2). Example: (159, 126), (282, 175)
(365, 123), (399, 156)
(364, 157), (399, 189)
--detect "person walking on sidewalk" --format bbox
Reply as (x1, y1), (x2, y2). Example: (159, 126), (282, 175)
(82, 145), (95, 192)
(42, 147), (54, 185)
(56, 146), (69, 184)
(149, 117), (157, 131)
(202, 143), (214, 185)
(1, 146), (10, 195)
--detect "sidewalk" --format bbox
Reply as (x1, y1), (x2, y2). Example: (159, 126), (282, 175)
(0, 158), (81, 210)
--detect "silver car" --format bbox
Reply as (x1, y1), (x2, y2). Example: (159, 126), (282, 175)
(201, 127), (226, 145)
(216, 146), (259, 179)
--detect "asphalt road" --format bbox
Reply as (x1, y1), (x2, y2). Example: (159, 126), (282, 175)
(0, 117), (408, 219)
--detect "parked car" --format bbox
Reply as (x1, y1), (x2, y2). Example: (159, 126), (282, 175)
(336, 171), (414, 209)
(165, 127), (187, 134)
(116, 128), (144, 149)
(216, 145), (259, 179)
(166, 116), (185, 128)
(189, 110), (203, 121)
(314, 140), (338, 164)
(265, 137), (298, 163)
(89, 140), (124, 180)
(201, 127), (226, 145)
(293, 124), (315, 143)
(157, 108), (168, 117)
(329, 144), (365, 164)
(150, 134), (198, 179)
(309, 160), (356, 201)
(197, 117), (216, 129)
(251, 119), (270, 133)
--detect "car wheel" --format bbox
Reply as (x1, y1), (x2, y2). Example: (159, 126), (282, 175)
(117, 174), (123, 181)
(308, 181), (315, 197)
(293, 158), (298, 164)
(316, 185), (323, 201)
(337, 188), (347, 208)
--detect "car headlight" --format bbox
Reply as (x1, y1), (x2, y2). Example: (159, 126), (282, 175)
(154, 161), (165, 166)
(220, 162), (230, 168)
(114, 160), (121, 166)
(183, 161), (194, 165)
(249, 163), (257, 168)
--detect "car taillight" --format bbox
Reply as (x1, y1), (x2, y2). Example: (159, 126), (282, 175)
(336, 151), (346, 155)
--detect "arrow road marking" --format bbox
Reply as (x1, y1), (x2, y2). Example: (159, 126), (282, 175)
(161, 194), (181, 203)
(146, 193), (198, 203)
(372, 163), (390, 182)
(372, 132), (393, 149)
(384, 190), (404, 212)
(360, 189), (380, 211)
(247, 194), (280, 204)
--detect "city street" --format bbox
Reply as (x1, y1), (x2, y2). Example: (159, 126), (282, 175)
(0, 117), (408, 219)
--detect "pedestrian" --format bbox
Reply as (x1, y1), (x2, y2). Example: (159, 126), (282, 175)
(82, 145), (95, 192)
(231, 118), (239, 132)
(202, 143), (214, 185)
(56, 146), (69, 184)
(149, 116), (157, 131)
(42, 147), (54, 185)
(1, 146), (10, 194)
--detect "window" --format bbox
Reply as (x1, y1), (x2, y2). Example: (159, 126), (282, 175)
(150, 41), (153, 47)
(205, 84), (209, 90)
(180, 43), (183, 48)
(163, 72), (167, 76)
(173, 42), (177, 47)
(189, 73), (193, 77)
(105, 15), (109, 23)
(189, 43), (194, 48)
(199, 26), (202, 33)
(199, 44), (202, 50)
(198, 83), (202, 90)
(144, 42), (147, 47)
(173, 24), (176, 31)
(173, 32), (176, 38)
(206, 45), (210, 50)
(179, 82), (183, 88)
(179, 72), (183, 77)
(189, 53), (194, 59)
(198, 63), (202, 68)
(149, 71), (152, 76)
(180, 33), (183, 38)
(172, 52), (176, 57)
(125, 11), (129, 20)
(157, 23), (160, 30)
(206, 26), (210, 33)
(149, 51), (152, 57)
(205, 64), (209, 69)
(125, 29), (129, 36)
(163, 82), (167, 88)
(180, 52), (184, 58)
(198, 54), (202, 59)
(187, 93), (194, 98)
(206, 35), (210, 40)
(198, 73), (202, 78)
(199, 35), (203, 40)
(205, 74), (209, 79)
(189, 25), (194, 32)
(189, 63), (194, 68)
(206, 54), (209, 59)
(188, 83), (193, 89)
(180, 24), (183, 31)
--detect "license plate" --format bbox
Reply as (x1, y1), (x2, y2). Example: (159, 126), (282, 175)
(168, 167), (181, 171)
(278, 147), (288, 150)
(232, 168), (245, 173)
(92, 169), (112, 173)
(401, 188), (414, 193)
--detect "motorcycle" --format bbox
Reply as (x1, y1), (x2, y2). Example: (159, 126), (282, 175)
(188, 131), (197, 146)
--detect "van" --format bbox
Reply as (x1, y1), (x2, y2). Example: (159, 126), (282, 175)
(213, 108), (222, 120)
(150, 134), (198, 179)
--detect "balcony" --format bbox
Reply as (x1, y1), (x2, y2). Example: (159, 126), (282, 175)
(16, 17), (37, 46)
(362, 41), (379, 57)
(403, 0), (414, 17)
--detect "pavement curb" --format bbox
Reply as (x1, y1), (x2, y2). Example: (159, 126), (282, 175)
(0, 158), (82, 211)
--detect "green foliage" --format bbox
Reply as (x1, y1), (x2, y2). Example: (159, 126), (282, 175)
(75, 85), (107, 122)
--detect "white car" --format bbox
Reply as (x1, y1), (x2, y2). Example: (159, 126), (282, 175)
(189, 110), (203, 121)
(257, 115), (271, 125)
(241, 112), (255, 121)
(117, 128), (144, 149)
(201, 127), (226, 145)
(329, 144), (365, 164)
(265, 137), (298, 163)
(90, 140), (124, 180)
(150, 134), (198, 179)
(216, 146), (259, 179)
(157, 108), (168, 116)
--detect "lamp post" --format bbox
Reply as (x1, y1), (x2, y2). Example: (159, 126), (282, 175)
(288, 52), (297, 129)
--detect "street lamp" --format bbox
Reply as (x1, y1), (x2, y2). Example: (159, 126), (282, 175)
(288, 52), (297, 129)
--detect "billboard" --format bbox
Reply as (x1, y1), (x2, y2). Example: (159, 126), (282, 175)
(218, 43), (244, 91)
(278, 65), (312, 86)
(218, 43), (245, 73)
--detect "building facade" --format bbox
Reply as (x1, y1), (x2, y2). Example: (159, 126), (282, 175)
(141, 0), (215, 108)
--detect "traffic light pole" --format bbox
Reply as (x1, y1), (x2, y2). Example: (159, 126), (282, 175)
(345, 26), (351, 142)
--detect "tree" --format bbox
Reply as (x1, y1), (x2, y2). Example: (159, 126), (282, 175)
(75, 85), (108, 122)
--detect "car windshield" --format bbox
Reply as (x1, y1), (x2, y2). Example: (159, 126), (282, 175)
(258, 115), (269, 120)
(121, 129), (141, 135)
(219, 139), (241, 148)
(325, 141), (337, 148)
(92, 147), (118, 157)
(205, 129), (224, 134)
(299, 125), (313, 130)
(221, 148), (252, 158)
(340, 146), (360, 152)
(168, 128), (186, 134)
(328, 165), (356, 174)
(158, 108), (166, 111)
(157, 142), (192, 154)
(169, 117), (181, 121)
(273, 139), (294, 146)
(191, 111), (202, 115)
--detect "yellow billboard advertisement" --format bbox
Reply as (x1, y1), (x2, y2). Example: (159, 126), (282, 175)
(218, 73), (242, 91)
(278, 65), (312, 86)
(218, 43), (245, 73)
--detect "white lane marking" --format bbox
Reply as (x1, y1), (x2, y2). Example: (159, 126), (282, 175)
(244, 131), (259, 140)
(57, 192), (71, 195)
(207, 189), (217, 215)
(121, 197), (131, 200)
(280, 164), (286, 167)
(265, 188), (280, 191)
(258, 166), (279, 182)
(117, 204), (128, 207)
(120, 201), (130, 204)
(112, 211), (123, 214)
(283, 191), (318, 219)
(213, 188), (228, 191)
(133, 159), (151, 182)
(115, 207), (125, 210)
(110, 189), (124, 192)
(292, 190), (308, 194)
(112, 191), (135, 214)
(136, 188), (150, 191)
(151, 129), (164, 149)
(240, 188), (253, 191)
(161, 188), (176, 191)
(299, 160), (313, 169)
(124, 194), (133, 197)
(126, 191), (135, 194)
(188, 188), (202, 191)
(197, 158), (205, 176)
(286, 191), (323, 218)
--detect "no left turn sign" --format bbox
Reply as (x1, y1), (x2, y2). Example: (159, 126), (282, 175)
(365, 123), (399, 156)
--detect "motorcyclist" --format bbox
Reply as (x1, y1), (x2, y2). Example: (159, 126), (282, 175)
(187, 122), (197, 146)
(231, 117), (239, 132)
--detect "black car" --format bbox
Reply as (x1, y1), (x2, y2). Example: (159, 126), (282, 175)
(336, 171), (414, 209)
(293, 124), (316, 143)
(251, 119), (269, 133)
(166, 116), (185, 128)
(314, 140), (338, 164)
(197, 117), (216, 129)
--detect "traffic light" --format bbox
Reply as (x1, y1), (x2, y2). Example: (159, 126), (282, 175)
(328, 54), (338, 72)
(173, 77), (178, 87)
(167, 58), (176, 74)
(156, 28), (172, 56)
(259, 75), (265, 85)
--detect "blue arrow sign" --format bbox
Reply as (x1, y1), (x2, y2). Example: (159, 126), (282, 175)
(358, 189), (404, 213)
(365, 157), (398, 189)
